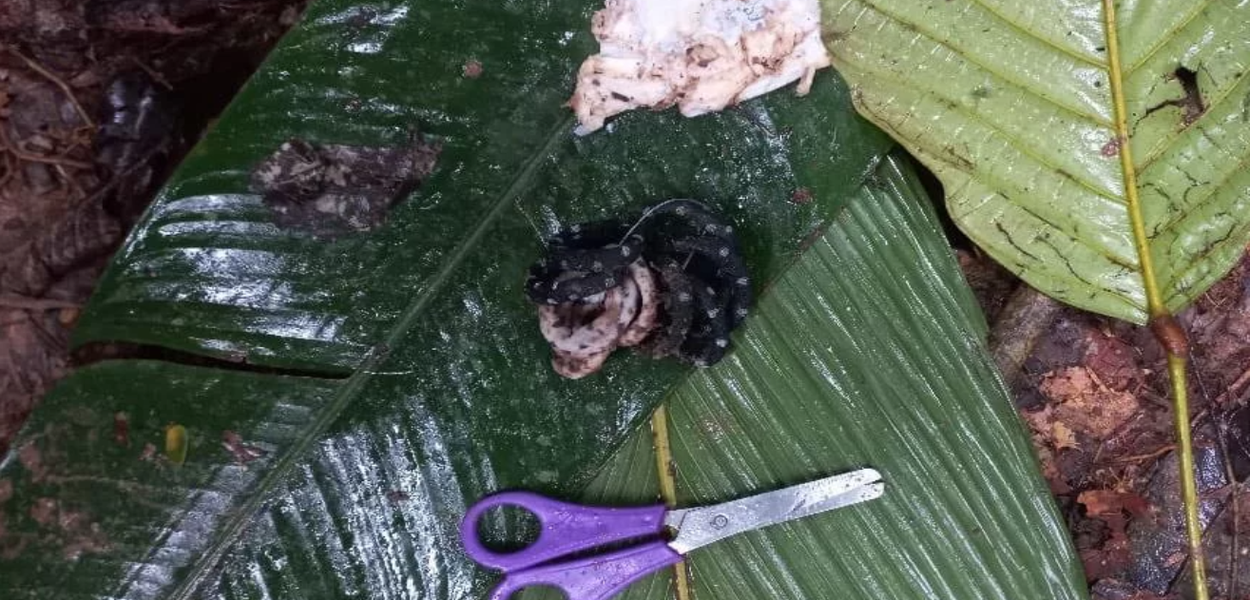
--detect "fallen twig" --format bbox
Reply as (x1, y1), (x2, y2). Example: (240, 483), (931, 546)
(127, 56), (173, 91)
(0, 126), (93, 170)
(1214, 367), (1250, 406)
(3, 46), (96, 128)
(0, 295), (80, 311)
(1112, 444), (1177, 465)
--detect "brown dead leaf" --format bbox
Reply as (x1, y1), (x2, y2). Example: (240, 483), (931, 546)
(1052, 421), (1080, 451)
(1041, 455), (1073, 494)
(1022, 405), (1081, 450)
(1084, 331), (1142, 390)
(1041, 366), (1139, 438)
(1078, 489), (1151, 519)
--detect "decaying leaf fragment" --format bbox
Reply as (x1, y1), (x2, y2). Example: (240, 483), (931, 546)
(249, 136), (441, 239)
(568, 0), (830, 134)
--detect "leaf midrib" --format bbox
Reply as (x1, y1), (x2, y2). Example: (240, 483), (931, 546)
(161, 114), (577, 599)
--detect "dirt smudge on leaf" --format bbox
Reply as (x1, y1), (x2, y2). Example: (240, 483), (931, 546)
(26, 497), (111, 560)
(221, 430), (264, 466)
(17, 443), (46, 482)
(249, 135), (441, 239)
(113, 411), (129, 447)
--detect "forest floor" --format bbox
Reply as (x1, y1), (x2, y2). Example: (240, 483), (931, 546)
(2, 3), (1249, 599)
(963, 247), (1250, 600)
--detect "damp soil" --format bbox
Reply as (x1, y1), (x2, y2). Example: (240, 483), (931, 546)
(0, 0), (308, 452)
(2, 4), (1250, 599)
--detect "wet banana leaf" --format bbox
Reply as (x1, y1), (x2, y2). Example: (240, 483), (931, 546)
(825, 0), (1250, 323)
(0, 0), (901, 597)
(525, 155), (1087, 600)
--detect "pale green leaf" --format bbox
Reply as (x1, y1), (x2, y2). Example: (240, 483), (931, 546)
(824, 0), (1250, 323)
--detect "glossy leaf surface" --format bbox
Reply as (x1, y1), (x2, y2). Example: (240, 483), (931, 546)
(525, 156), (1087, 600)
(824, 0), (1250, 323)
(0, 0), (896, 596)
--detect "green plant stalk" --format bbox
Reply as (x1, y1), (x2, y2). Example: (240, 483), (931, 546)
(1102, 1), (1206, 598)
(1170, 355), (1207, 594)
(651, 405), (692, 600)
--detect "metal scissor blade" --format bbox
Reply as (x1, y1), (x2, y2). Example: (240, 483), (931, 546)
(665, 468), (884, 554)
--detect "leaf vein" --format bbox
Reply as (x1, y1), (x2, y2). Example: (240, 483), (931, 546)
(839, 54), (1123, 204)
(1137, 68), (1250, 172)
(963, 0), (1102, 68)
(856, 0), (1114, 128)
(1122, 0), (1215, 76)
(1149, 141), (1250, 241)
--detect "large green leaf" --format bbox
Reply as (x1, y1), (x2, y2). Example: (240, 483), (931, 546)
(0, 0), (897, 596)
(525, 155), (1086, 600)
(824, 0), (1250, 323)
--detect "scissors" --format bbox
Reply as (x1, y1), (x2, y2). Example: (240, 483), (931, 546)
(459, 467), (885, 600)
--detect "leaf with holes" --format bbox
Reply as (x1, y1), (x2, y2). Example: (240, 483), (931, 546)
(0, 0), (898, 597)
(825, 0), (1250, 323)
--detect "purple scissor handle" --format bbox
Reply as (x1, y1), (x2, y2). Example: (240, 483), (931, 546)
(460, 468), (886, 600)
(460, 491), (681, 600)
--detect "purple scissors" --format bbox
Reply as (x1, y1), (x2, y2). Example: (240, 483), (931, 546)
(459, 467), (884, 600)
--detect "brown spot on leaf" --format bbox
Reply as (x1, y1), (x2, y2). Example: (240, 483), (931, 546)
(221, 430), (264, 466)
(26, 497), (110, 559)
(387, 490), (410, 503)
(249, 134), (441, 239)
(462, 59), (483, 78)
(30, 498), (57, 526)
(1100, 137), (1121, 157)
(789, 187), (813, 205)
(138, 442), (157, 462)
(18, 443), (45, 482)
(113, 411), (129, 447)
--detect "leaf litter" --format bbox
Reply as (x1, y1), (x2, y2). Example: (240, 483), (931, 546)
(0, 0), (311, 454)
(249, 135), (441, 239)
(976, 247), (1250, 599)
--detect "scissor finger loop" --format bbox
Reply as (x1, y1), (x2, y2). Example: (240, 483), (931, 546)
(460, 468), (886, 600)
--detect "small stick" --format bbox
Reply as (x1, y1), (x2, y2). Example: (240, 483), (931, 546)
(5, 46), (96, 128)
(127, 56), (173, 90)
(0, 126), (93, 170)
(1217, 419), (1240, 600)
(1112, 444), (1177, 464)
(1214, 367), (1250, 406)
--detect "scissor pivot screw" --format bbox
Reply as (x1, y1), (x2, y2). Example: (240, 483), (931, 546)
(712, 514), (729, 529)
